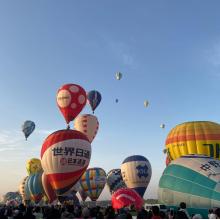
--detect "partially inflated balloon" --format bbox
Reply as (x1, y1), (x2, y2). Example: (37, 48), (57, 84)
(19, 176), (28, 202)
(121, 155), (152, 197)
(42, 172), (57, 203)
(80, 167), (106, 201)
(22, 120), (35, 140)
(26, 158), (42, 175)
(107, 169), (126, 195)
(166, 121), (220, 161)
(28, 172), (44, 203)
(41, 129), (91, 195)
(158, 155), (220, 218)
(87, 90), (102, 113)
(56, 84), (87, 125)
(112, 188), (143, 210)
(74, 114), (99, 143)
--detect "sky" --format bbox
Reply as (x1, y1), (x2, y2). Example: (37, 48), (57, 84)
(1, 0), (220, 200)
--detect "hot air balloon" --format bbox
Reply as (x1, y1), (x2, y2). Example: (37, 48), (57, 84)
(56, 84), (87, 126)
(115, 72), (122, 80)
(160, 124), (165, 129)
(41, 129), (91, 196)
(112, 188), (144, 210)
(24, 176), (31, 202)
(115, 99), (119, 103)
(144, 100), (149, 108)
(19, 176), (28, 202)
(27, 171), (44, 203)
(165, 121), (220, 161)
(42, 172), (57, 203)
(74, 114), (99, 143)
(107, 169), (126, 194)
(158, 154), (220, 218)
(121, 155), (152, 197)
(80, 167), (106, 201)
(78, 186), (87, 201)
(87, 90), (102, 113)
(26, 158), (42, 175)
(165, 156), (171, 167)
(22, 120), (35, 140)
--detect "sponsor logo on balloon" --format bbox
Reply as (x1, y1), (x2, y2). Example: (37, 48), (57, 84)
(136, 164), (148, 178)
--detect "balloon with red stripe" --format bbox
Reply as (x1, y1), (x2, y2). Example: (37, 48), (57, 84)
(111, 188), (144, 210)
(74, 114), (99, 143)
(56, 84), (87, 125)
(41, 129), (91, 196)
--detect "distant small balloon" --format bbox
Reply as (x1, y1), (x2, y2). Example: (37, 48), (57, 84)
(115, 99), (119, 103)
(115, 72), (122, 80)
(22, 120), (35, 140)
(160, 124), (165, 129)
(144, 100), (149, 107)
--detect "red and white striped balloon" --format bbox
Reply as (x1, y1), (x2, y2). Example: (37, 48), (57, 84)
(41, 129), (91, 195)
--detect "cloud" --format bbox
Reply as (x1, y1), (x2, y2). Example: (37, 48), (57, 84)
(101, 35), (137, 68)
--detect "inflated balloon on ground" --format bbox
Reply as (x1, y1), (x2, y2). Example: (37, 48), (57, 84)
(158, 154), (220, 218)
(26, 158), (42, 175)
(41, 129), (91, 195)
(165, 121), (220, 161)
(121, 155), (152, 197)
(80, 167), (106, 201)
(107, 169), (126, 194)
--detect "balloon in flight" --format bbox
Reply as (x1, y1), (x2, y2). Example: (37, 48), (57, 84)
(144, 100), (149, 108)
(87, 90), (102, 113)
(115, 72), (122, 80)
(121, 155), (152, 197)
(41, 129), (91, 195)
(56, 84), (87, 125)
(22, 120), (35, 140)
(74, 114), (99, 143)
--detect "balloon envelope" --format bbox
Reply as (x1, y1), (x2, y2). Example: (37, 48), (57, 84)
(74, 114), (99, 143)
(56, 84), (87, 124)
(41, 129), (91, 195)
(22, 120), (35, 140)
(87, 90), (102, 113)
(121, 155), (152, 197)
(144, 100), (149, 107)
(28, 172), (44, 203)
(26, 158), (42, 175)
(107, 169), (126, 195)
(19, 176), (28, 202)
(80, 167), (106, 201)
(166, 121), (220, 161)
(42, 172), (57, 203)
(158, 154), (220, 218)
(112, 188), (144, 210)
(115, 72), (122, 80)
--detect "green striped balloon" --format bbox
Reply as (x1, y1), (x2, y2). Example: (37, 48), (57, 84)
(158, 154), (220, 218)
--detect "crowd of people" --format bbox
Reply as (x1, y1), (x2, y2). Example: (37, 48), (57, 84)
(0, 202), (220, 219)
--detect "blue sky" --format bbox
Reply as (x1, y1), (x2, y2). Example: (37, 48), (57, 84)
(1, 0), (220, 200)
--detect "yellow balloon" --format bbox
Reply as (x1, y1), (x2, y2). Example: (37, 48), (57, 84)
(166, 121), (220, 161)
(26, 158), (42, 175)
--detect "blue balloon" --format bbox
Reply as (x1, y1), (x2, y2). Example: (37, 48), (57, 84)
(22, 120), (35, 140)
(87, 90), (102, 113)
